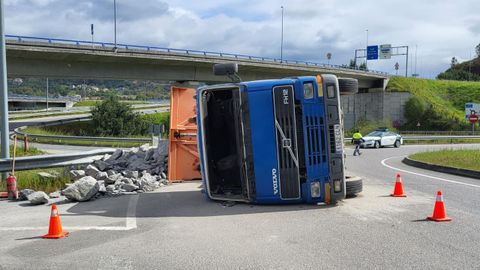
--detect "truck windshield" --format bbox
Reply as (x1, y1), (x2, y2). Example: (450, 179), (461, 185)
(199, 86), (249, 201)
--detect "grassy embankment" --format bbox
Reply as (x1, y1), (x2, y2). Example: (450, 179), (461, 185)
(386, 76), (480, 126)
(409, 149), (480, 172)
(18, 112), (170, 147)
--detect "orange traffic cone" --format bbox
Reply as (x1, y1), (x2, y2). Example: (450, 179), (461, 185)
(43, 204), (69, 239)
(391, 173), (407, 197)
(427, 191), (452, 222)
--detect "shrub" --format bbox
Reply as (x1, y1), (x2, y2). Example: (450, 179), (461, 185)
(91, 95), (148, 136)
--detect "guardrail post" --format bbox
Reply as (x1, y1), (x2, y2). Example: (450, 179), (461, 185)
(24, 135), (29, 152)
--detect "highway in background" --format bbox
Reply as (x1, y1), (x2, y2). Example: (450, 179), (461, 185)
(1, 143), (479, 269)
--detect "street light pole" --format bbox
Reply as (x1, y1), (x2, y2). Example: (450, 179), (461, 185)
(114, 0), (117, 49)
(0, 0), (9, 162)
(46, 77), (49, 112)
(365, 29), (368, 70)
(280, 6), (284, 63)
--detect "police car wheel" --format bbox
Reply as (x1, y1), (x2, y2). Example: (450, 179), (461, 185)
(345, 176), (363, 197)
(394, 140), (400, 148)
(338, 78), (358, 95)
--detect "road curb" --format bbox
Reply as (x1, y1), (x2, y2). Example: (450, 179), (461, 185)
(402, 157), (480, 179)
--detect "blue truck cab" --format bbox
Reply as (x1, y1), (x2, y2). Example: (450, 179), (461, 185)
(197, 74), (347, 204)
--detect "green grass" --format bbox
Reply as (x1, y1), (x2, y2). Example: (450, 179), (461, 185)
(9, 144), (44, 157)
(409, 149), (480, 172)
(386, 77), (480, 124)
(0, 167), (72, 193)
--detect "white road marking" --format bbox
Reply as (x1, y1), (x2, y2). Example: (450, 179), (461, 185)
(381, 156), (480, 189)
(0, 194), (139, 231)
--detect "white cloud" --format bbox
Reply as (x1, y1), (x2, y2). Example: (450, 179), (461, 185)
(4, 0), (480, 78)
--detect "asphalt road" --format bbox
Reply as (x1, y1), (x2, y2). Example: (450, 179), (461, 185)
(1, 144), (480, 269)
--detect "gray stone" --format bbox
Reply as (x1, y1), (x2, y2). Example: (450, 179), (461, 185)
(106, 170), (116, 176)
(95, 171), (109, 181)
(123, 170), (139, 179)
(136, 190), (145, 193)
(105, 173), (121, 185)
(98, 183), (107, 193)
(144, 148), (155, 161)
(38, 172), (58, 180)
(48, 191), (60, 198)
(28, 191), (49, 205)
(107, 149), (123, 161)
(94, 160), (110, 171)
(121, 183), (139, 192)
(19, 189), (35, 201)
(160, 172), (167, 179)
(61, 176), (100, 202)
(69, 170), (86, 180)
(101, 154), (111, 161)
(105, 185), (116, 193)
(85, 165), (100, 177)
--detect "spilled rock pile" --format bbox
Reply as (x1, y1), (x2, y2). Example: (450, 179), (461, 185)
(62, 143), (169, 202)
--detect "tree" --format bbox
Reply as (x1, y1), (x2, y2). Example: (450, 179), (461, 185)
(476, 43), (480, 58)
(358, 62), (368, 71)
(349, 59), (356, 69)
(91, 95), (148, 136)
(451, 57), (458, 68)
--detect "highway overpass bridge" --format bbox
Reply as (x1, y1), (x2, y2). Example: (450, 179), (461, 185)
(5, 35), (389, 91)
(8, 95), (74, 110)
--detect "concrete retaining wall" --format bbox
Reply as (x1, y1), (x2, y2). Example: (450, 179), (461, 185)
(341, 92), (411, 130)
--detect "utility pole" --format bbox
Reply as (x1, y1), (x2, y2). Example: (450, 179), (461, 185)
(0, 0), (9, 163)
(46, 77), (49, 111)
(280, 6), (284, 63)
(113, 0), (117, 50)
(91, 23), (94, 49)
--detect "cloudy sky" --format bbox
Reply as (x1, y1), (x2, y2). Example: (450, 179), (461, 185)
(4, 0), (480, 78)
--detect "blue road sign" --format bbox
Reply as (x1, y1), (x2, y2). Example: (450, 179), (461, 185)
(367, 45), (378, 60)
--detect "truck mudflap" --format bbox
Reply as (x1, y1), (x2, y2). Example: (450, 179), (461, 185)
(272, 85), (301, 200)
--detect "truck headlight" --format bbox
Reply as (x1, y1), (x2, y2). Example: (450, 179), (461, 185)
(333, 179), (342, 192)
(311, 182), (321, 198)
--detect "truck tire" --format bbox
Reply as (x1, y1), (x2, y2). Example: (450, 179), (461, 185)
(338, 78), (358, 95)
(345, 176), (363, 197)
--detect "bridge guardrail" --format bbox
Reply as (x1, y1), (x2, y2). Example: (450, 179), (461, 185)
(5, 34), (389, 76)
(0, 149), (115, 172)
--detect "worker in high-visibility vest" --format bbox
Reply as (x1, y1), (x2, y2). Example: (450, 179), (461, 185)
(352, 131), (364, 156)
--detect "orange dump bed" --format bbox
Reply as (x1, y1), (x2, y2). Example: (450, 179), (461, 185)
(168, 86), (202, 182)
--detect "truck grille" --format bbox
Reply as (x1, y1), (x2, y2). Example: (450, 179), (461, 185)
(305, 116), (327, 165)
(273, 86), (300, 199)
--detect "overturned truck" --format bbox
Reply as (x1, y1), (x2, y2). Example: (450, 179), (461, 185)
(196, 64), (361, 204)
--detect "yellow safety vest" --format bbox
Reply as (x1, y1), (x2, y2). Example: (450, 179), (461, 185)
(352, 133), (363, 140)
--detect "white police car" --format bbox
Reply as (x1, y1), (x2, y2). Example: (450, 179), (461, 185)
(361, 129), (403, 148)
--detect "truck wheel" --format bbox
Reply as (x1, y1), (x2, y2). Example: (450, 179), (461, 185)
(338, 78), (358, 95)
(394, 140), (400, 148)
(345, 176), (363, 197)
